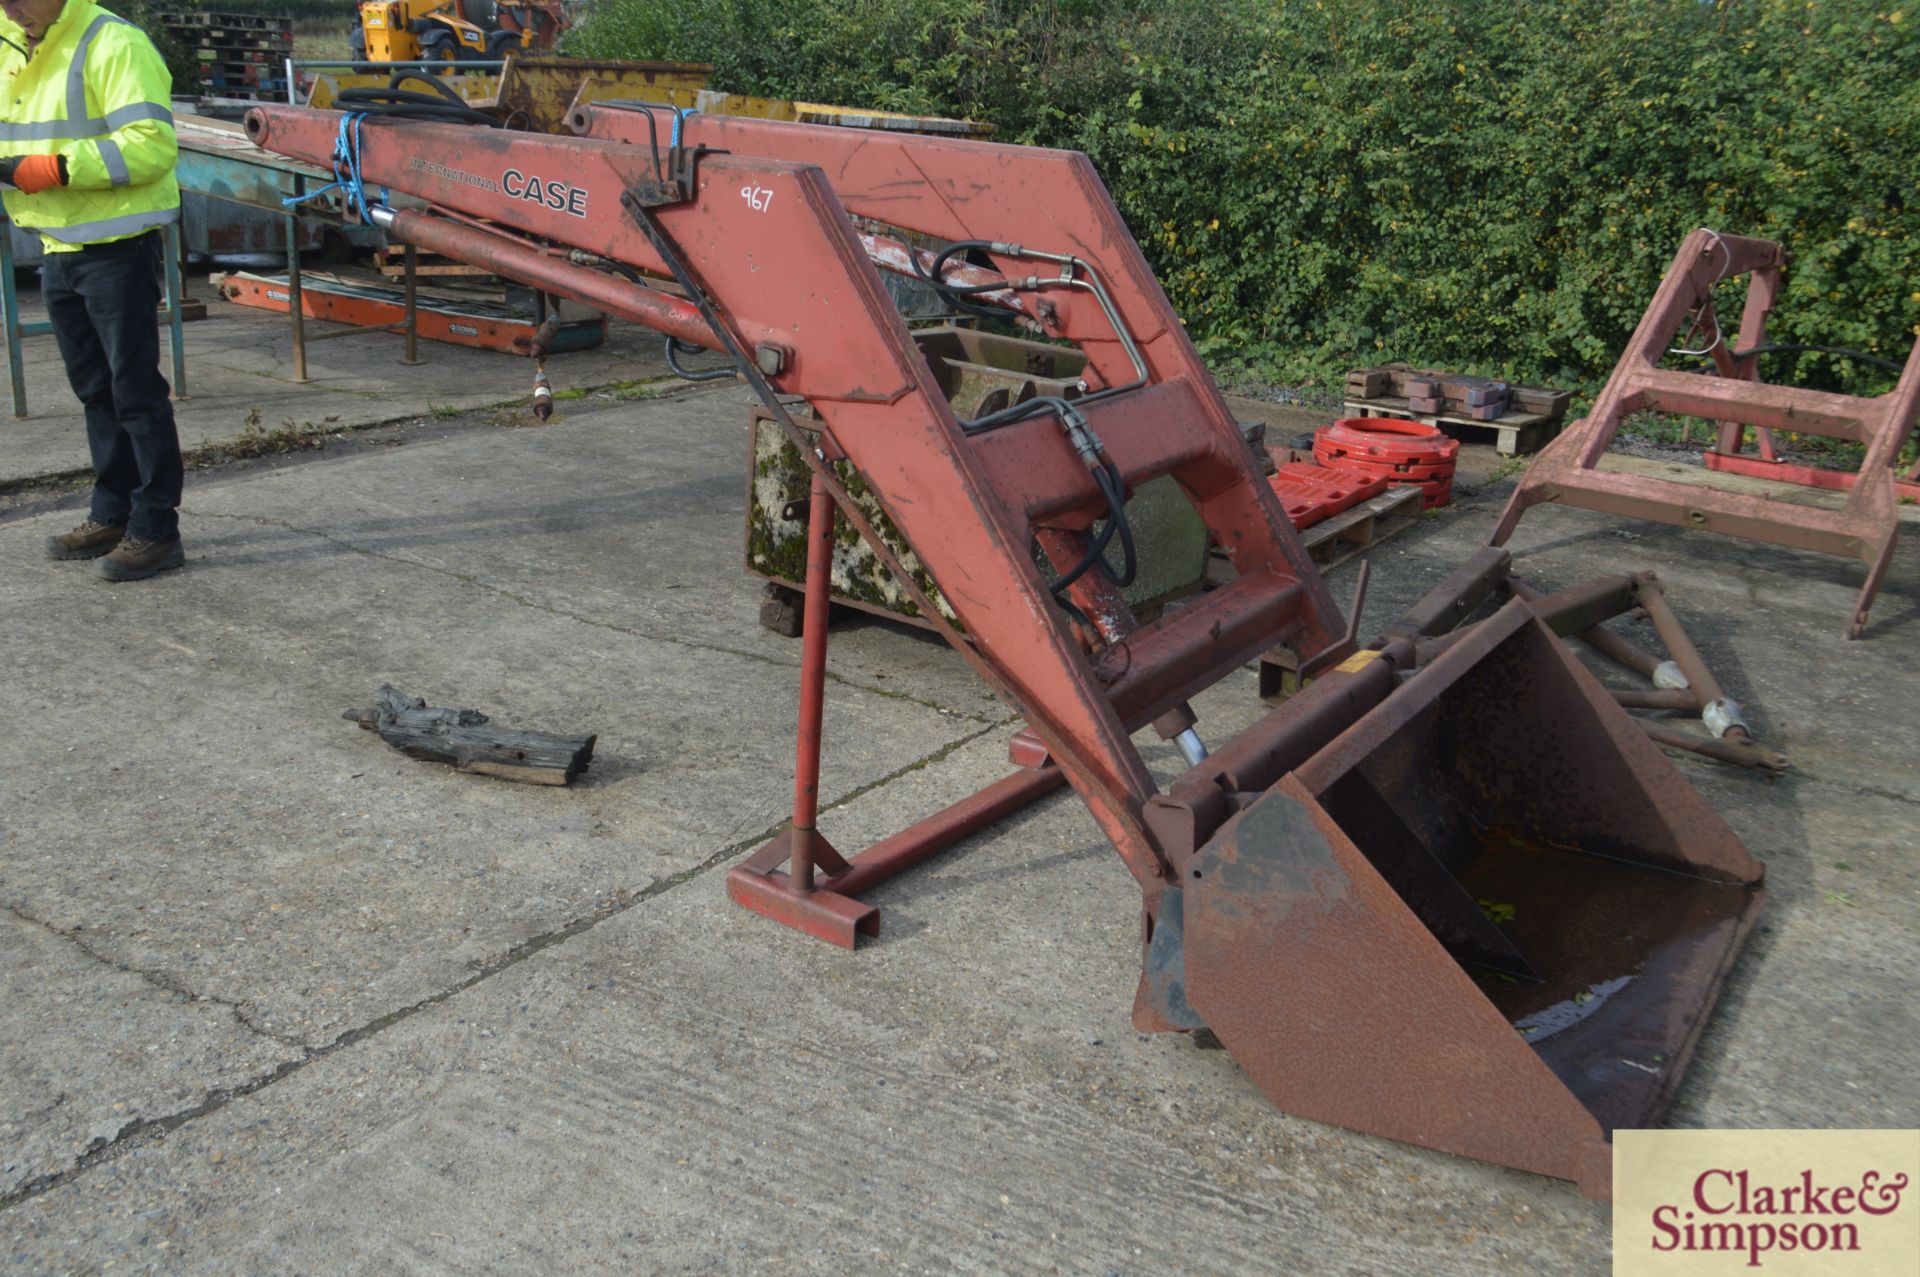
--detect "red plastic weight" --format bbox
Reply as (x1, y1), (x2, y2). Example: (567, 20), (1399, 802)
(1316, 417), (1459, 463)
(1314, 416), (1459, 508)
(1268, 461), (1390, 529)
(1310, 450), (1457, 483)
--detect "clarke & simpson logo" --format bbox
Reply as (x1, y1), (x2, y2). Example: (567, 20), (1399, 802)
(1615, 1130), (1920, 1276)
(1650, 1167), (1908, 1265)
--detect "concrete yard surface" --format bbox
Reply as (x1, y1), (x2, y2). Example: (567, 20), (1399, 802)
(0, 280), (680, 489)
(2, 311), (1918, 1273)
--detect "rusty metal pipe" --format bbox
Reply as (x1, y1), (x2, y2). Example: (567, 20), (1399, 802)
(1507, 573), (1641, 639)
(858, 233), (1032, 321)
(1639, 719), (1787, 775)
(1612, 688), (1702, 711)
(1185, 556), (1561, 803)
(1577, 622), (1668, 682)
(1636, 577), (1750, 741)
(369, 206), (725, 353)
(1378, 546), (1510, 642)
(1171, 641), (1407, 805)
(1509, 577), (1669, 681)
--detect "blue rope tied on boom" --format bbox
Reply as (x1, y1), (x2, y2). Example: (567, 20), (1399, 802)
(669, 107), (697, 149)
(282, 112), (389, 222)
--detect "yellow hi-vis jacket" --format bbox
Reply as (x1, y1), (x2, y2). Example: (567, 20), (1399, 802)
(0, 0), (178, 251)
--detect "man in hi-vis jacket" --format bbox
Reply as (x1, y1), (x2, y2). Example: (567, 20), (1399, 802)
(2, 0), (183, 581)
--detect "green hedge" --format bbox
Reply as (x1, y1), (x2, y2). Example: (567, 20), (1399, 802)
(568, 0), (1920, 395)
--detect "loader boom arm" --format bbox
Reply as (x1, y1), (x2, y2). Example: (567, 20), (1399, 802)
(244, 105), (1348, 897)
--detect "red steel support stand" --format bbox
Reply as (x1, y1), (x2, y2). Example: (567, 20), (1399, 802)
(727, 473), (1067, 946)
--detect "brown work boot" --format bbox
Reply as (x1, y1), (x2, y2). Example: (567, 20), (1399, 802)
(95, 535), (186, 582)
(44, 519), (125, 560)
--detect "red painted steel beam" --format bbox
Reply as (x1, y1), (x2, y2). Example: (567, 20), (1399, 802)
(726, 762), (1065, 947)
(1704, 449), (1920, 503)
(788, 469), (839, 890)
(828, 764), (1067, 897)
(379, 207), (723, 352)
(1632, 368), (1873, 440)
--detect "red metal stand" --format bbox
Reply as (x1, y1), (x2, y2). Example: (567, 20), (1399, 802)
(726, 471), (1067, 946)
(1491, 229), (1920, 638)
(1702, 447), (1920, 503)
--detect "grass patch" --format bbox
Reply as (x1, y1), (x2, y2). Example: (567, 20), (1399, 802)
(185, 407), (336, 467)
(610, 377), (691, 401)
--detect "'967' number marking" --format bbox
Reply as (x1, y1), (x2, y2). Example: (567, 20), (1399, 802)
(740, 185), (775, 213)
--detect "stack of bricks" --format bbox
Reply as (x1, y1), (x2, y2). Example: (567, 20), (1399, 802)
(1510, 384), (1577, 419)
(1347, 364), (1572, 426)
(160, 11), (294, 103)
(1343, 369), (1392, 399)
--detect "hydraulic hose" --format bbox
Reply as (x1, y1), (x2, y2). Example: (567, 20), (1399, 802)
(332, 86), (501, 128)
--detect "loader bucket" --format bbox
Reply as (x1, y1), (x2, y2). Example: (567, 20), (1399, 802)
(1173, 600), (1764, 1198)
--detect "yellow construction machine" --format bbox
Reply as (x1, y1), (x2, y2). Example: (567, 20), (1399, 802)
(348, 0), (568, 65)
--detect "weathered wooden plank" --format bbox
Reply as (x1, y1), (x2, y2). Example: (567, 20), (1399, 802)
(344, 685), (596, 786)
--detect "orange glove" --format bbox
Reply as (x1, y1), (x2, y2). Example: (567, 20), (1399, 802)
(10, 154), (65, 194)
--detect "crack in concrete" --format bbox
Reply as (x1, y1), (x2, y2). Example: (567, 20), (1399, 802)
(0, 373), (708, 507)
(1662, 744), (1920, 807)
(815, 718), (1024, 816)
(1766, 771), (1919, 807)
(0, 712), (1030, 1214)
(2, 902), (306, 1052)
(186, 507), (1002, 723)
(0, 753), (930, 1213)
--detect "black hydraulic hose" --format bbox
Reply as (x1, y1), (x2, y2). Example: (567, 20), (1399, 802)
(333, 87), (501, 127)
(911, 238), (1004, 320)
(1047, 514), (1120, 598)
(961, 390), (1080, 437)
(1046, 460), (1136, 598)
(665, 336), (733, 382)
(384, 70), (468, 106)
(1097, 461), (1137, 588)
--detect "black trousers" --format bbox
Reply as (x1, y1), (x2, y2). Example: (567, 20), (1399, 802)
(42, 231), (182, 541)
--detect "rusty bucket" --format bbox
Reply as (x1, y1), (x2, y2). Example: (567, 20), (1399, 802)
(1144, 599), (1765, 1198)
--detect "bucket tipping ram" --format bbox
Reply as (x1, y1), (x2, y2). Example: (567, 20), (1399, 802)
(245, 102), (1766, 1196)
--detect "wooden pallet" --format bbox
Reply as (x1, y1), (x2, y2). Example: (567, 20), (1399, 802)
(192, 83), (286, 102)
(1208, 480), (1422, 582)
(160, 12), (291, 32)
(1342, 396), (1563, 456)
(181, 32), (292, 52)
(196, 48), (280, 63)
(1296, 482), (1423, 568)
